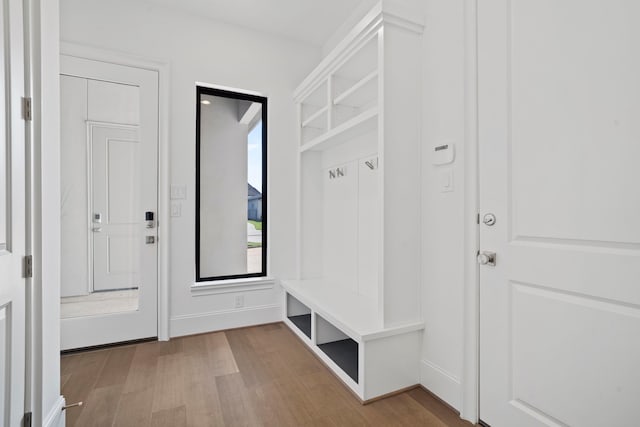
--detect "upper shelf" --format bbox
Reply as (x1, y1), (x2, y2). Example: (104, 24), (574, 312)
(300, 106), (378, 153)
(334, 70), (378, 108)
(293, 0), (424, 104)
(301, 106), (328, 129)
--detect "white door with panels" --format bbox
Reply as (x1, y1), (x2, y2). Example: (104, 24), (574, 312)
(478, 1), (640, 426)
(60, 56), (159, 350)
(0, 0), (27, 424)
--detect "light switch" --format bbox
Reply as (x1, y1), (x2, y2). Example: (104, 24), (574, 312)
(439, 169), (453, 193)
(171, 185), (187, 200)
(171, 202), (182, 217)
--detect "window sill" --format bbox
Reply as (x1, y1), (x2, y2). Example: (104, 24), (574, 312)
(191, 277), (276, 296)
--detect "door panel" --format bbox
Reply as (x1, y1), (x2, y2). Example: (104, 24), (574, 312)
(88, 79), (140, 125)
(507, 1), (640, 245)
(478, 0), (640, 426)
(0, 0), (26, 424)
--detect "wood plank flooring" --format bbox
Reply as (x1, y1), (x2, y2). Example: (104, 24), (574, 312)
(61, 323), (474, 427)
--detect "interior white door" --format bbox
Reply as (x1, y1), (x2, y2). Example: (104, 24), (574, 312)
(478, 1), (640, 426)
(0, 0), (27, 424)
(60, 56), (158, 350)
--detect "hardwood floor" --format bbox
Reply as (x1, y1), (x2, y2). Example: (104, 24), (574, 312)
(61, 323), (473, 427)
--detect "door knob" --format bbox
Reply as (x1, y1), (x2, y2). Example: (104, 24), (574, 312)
(477, 251), (496, 266)
(92, 227), (102, 232)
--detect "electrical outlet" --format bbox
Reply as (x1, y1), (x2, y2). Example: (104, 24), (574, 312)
(235, 295), (244, 308)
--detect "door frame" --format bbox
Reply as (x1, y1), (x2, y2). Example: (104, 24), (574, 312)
(59, 42), (171, 341)
(461, 0), (481, 423)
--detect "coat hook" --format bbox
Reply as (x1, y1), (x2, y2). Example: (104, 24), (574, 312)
(364, 157), (378, 170)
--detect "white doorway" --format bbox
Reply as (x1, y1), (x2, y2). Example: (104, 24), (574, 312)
(60, 56), (159, 350)
(477, 0), (640, 426)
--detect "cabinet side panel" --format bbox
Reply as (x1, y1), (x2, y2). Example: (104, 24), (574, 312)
(381, 28), (423, 326)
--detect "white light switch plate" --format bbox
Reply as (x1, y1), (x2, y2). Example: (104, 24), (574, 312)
(171, 185), (187, 200)
(439, 169), (453, 193)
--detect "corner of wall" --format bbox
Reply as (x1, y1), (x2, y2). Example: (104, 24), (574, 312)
(420, 358), (462, 410)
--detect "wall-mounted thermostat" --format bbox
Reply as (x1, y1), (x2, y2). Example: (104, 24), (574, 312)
(432, 142), (455, 165)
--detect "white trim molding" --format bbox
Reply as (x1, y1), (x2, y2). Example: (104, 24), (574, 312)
(191, 277), (276, 296)
(43, 396), (65, 427)
(169, 304), (281, 338)
(461, 0), (480, 424)
(420, 359), (462, 411)
(59, 42), (171, 341)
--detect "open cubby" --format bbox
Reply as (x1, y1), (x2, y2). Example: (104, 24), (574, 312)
(316, 315), (359, 383)
(300, 81), (328, 145)
(286, 293), (312, 339)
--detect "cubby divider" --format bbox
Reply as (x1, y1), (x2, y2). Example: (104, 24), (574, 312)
(286, 293), (312, 339)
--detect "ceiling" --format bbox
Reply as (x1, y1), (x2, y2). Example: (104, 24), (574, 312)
(136, 0), (366, 47)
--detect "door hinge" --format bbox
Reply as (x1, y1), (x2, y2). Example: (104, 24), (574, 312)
(23, 255), (33, 278)
(22, 97), (32, 121)
(24, 411), (32, 427)
(477, 213), (480, 224)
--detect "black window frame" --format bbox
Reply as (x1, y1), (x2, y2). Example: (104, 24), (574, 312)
(195, 86), (268, 282)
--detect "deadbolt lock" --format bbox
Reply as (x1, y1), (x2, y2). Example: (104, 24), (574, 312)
(483, 213), (496, 226)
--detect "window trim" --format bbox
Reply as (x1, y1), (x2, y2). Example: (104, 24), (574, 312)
(195, 85), (268, 282)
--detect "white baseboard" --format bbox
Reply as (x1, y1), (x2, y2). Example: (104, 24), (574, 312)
(43, 395), (66, 427)
(169, 304), (281, 337)
(420, 359), (462, 411)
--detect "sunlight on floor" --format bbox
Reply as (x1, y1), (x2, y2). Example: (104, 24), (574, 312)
(60, 289), (139, 319)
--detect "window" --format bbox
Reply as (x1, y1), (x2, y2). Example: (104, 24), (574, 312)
(196, 86), (267, 281)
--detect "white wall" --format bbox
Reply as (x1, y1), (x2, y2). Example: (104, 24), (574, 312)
(419, 0), (467, 411)
(199, 96), (248, 278)
(60, 0), (320, 337)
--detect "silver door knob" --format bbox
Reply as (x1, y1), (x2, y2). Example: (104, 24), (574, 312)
(477, 251), (496, 266)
